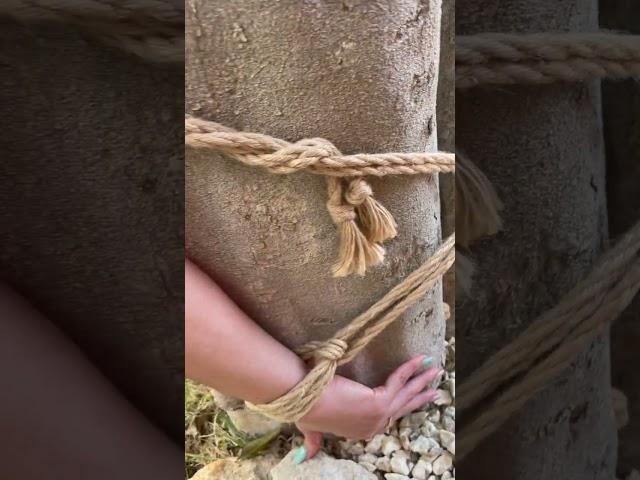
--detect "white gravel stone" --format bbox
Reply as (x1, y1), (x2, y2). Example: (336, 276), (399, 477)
(411, 459), (433, 480)
(444, 406), (455, 419)
(364, 434), (385, 454)
(384, 474), (410, 480)
(358, 453), (378, 465)
(381, 435), (401, 456)
(432, 453), (453, 475)
(400, 411), (427, 429)
(439, 430), (455, 451)
(421, 421), (439, 438)
(442, 471), (452, 480)
(409, 436), (441, 455)
(359, 462), (376, 473)
(442, 415), (455, 433)
(375, 456), (391, 472)
(427, 410), (440, 423)
(434, 389), (453, 406)
(389, 454), (410, 475)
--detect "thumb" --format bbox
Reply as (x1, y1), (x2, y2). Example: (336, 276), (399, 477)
(293, 428), (323, 463)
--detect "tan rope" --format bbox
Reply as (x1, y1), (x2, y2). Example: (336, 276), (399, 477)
(186, 116), (454, 277)
(246, 234), (455, 422)
(457, 218), (640, 459)
(457, 33), (640, 88)
(2, 0), (183, 63)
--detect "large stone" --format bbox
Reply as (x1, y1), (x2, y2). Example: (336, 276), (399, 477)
(271, 451), (376, 480)
(226, 408), (281, 436)
(190, 455), (279, 480)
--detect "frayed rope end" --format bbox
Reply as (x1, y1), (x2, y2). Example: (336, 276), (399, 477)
(332, 221), (386, 277)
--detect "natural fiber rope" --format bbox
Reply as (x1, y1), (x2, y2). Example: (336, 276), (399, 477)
(186, 115), (455, 420)
(457, 219), (640, 459)
(457, 32), (640, 88)
(247, 234), (455, 422)
(1, 0), (183, 63)
(186, 115), (454, 277)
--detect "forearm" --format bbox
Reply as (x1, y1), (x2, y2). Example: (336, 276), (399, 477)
(185, 258), (307, 404)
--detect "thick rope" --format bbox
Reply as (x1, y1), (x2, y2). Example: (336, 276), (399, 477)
(457, 218), (640, 459)
(186, 116), (454, 277)
(457, 32), (640, 88)
(1, 0), (183, 63)
(246, 234), (455, 422)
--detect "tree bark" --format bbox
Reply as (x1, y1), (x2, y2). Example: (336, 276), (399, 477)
(185, 0), (445, 390)
(0, 20), (184, 442)
(456, 0), (616, 478)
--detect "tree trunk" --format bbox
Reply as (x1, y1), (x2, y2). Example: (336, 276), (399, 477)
(186, 0), (445, 390)
(601, 1), (640, 475)
(438, 0), (455, 336)
(0, 19), (184, 442)
(456, 0), (616, 478)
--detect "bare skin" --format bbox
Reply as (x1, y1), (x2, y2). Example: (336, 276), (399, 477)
(0, 283), (182, 480)
(185, 258), (441, 461)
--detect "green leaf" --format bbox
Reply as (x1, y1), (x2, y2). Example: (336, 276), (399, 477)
(239, 430), (280, 459)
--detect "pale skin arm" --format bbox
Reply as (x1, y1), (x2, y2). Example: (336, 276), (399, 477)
(185, 258), (441, 462)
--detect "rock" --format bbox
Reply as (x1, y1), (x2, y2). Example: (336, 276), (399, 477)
(427, 410), (440, 423)
(427, 476), (437, 480)
(364, 434), (385, 454)
(421, 421), (439, 438)
(190, 454), (279, 480)
(384, 474), (410, 480)
(381, 435), (401, 456)
(420, 451), (440, 463)
(340, 440), (365, 457)
(390, 453), (410, 475)
(211, 389), (244, 410)
(441, 415), (455, 433)
(400, 411), (427, 428)
(359, 453), (378, 465)
(376, 456), (392, 472)
(411, 459), (433, 480)
(226, 408), (281, 436)
(444, 406), (455, 419)
(359, 462), (376, 473)
(439, 430), (455, 451)
(442, 471), (452, 480)
(434, 389), (453, 406)
(432, 453), (454, 475)
(271, 451), (376, 480)
(409, 436), (441, 455)
(399, 428), (412, 450)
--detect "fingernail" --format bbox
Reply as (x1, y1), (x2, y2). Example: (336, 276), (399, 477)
(422, 356), (434, 368)
(292, 446), (307, 465)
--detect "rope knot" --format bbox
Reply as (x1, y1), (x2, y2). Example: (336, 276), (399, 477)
(313, 338), (348, 362)
(345, 178), (373, 206)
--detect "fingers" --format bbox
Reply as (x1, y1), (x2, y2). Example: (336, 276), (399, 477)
(389, 367), (441, 413)
(377, 355), (428, 398)
(394, 389), (439, 420)
(297, 428), (323, 463)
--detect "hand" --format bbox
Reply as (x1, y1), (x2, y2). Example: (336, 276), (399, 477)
(293, 355), (441, 462)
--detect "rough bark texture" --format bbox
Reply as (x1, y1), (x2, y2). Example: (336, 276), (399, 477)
(185, 0), (445, 389)
(601, 1), (640, 475)
(0, 19), (184, 442)
(437, 0), (455, 336)
(456, 1), (616, 478)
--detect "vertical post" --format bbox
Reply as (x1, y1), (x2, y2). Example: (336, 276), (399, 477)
(457, 0), (616, 478)
(186, 0), (444, 391)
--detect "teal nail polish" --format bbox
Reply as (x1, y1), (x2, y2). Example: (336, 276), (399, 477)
(422, 356), (434, 368)
(292, 446), (307, 465)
